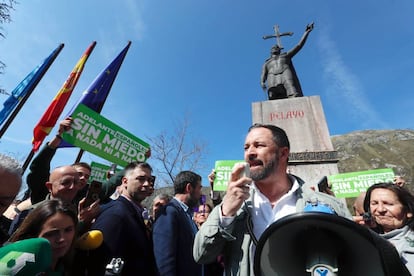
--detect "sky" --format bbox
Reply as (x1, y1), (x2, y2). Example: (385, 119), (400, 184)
(0, 0), (413, 193)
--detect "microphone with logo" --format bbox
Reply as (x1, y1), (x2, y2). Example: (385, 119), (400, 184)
(0, 238), (52, 275)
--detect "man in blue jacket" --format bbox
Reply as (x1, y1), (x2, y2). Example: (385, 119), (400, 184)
(153, 170), (203, 276)
(89, 161), (157, 275)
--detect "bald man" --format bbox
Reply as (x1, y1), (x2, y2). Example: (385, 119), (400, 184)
(8, 166), (80, 234)
(46, 165), (81, 203)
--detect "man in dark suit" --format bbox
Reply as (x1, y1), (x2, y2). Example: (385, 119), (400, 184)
(88, 161), (157, 275)
(153, 171), (203, 276)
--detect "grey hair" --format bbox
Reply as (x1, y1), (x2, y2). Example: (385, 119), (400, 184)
(0, 153), (22, 177)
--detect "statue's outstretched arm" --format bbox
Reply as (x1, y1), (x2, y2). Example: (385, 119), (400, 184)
(287, 22), (314, 57)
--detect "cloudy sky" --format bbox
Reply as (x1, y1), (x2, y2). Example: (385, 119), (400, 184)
(0, 0), (413, 191)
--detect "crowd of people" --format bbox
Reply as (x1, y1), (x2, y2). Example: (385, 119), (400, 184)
(0, 120), (412, 275)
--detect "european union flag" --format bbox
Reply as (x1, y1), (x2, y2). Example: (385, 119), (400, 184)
(59, 41), (131, 148)
(68, 41), (131, 115)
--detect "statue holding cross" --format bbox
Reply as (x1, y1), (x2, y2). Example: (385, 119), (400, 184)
(261, 22), (314, 100)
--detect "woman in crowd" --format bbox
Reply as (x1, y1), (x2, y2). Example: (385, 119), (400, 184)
(194, 202), (213, 229)
(194, 201), (224, 276)
(9, 199), (78, 274)
(364, 182), (414, 274)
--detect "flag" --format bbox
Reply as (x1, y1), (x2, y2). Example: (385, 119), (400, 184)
(0, 44), (64, 127)
(32, 41), (96, 151)
(68, 41), (131, 114)
(59, 41), (132, 148)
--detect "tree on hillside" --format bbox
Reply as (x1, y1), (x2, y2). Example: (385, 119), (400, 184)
(1, 0), (17, 94)
(147, 117), (208, 187)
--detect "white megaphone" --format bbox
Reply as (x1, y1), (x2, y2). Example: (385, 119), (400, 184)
(254, 212), (410, 276)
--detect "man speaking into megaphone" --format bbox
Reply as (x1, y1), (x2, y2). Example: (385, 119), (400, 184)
(193, 124), (352, 275)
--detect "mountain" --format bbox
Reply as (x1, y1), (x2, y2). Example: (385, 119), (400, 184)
(332, 129), (414, 191)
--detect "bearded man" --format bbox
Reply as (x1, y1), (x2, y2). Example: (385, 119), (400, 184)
(193, 124), (351, 276)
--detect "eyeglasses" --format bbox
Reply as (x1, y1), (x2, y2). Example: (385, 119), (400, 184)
(137, 175), (156, 185)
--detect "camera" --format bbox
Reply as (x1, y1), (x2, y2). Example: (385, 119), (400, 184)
(362, 212), (372, 223)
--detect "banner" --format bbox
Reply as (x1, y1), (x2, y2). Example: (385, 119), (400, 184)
(89, 161), (122, 183)
(32, 41), (96, 151)
(213, 160), (244, 191)
(62, 104), (150, 167)
(328, 168), (395, 198)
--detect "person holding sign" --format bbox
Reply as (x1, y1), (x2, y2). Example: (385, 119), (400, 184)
(193, 124), (351, 275)
(13, 118), (100, 232)
(26, 117), (74, 205)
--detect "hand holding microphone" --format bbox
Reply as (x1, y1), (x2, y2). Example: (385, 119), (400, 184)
(221, 162), (252, 217)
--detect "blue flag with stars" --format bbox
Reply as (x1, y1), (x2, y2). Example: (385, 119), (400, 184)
(59, 41), (131, 148)
(67, 41), (131, 115)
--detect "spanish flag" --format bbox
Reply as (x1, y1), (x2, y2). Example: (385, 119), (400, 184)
(32, 41), (96, 152)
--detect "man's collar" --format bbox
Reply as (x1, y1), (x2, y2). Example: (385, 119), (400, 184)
(173, 197), (190, 213)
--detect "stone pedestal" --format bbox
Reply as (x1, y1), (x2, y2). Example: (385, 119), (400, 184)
(252, 96), (338, 187)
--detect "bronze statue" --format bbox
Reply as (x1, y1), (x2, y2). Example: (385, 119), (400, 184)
(261, 23), (314, 100)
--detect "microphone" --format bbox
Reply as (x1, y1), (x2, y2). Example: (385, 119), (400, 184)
(0, 238), (52, 275)
(76, 230), (104, 250)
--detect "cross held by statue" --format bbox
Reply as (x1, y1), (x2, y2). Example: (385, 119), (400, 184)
(262, 24), (293, 49)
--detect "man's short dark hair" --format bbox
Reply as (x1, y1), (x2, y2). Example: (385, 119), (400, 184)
(72, 162), (92, 172)
(248, 124), (290, 149)
(174, 171), (201, 195)
(124, 162), (153, 176)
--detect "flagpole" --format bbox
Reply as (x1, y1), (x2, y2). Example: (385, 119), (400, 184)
(21, 149), (35, 174)
(22, 42), (96, 174)
(0, 43), (64, 139)
(74, 41), (132, 163)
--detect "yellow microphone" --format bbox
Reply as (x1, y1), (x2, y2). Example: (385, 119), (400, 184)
(76, 230), (103, 250)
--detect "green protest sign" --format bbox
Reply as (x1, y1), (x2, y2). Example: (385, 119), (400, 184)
(213, 160), (244, 191)
(89, 161), (122, 183)
(62, 104), (150, 167)
(328, 168), (395, 198)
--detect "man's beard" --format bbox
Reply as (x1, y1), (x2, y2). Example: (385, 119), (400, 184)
(250, 152), (279, 182)
(187, 192), (200, 209)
